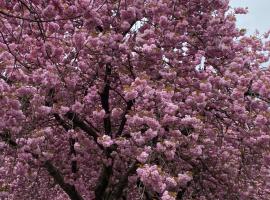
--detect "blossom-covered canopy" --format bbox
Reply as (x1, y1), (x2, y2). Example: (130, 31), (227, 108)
(0, 0), (270, 199)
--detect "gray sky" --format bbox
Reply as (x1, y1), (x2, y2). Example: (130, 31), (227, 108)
(230, 0), (270, 34)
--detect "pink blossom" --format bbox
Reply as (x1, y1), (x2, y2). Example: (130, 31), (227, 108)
(48, 22), (60, 33)
(121, 21), (130, 30)
(73, 33), (86, 49)
(125, 90), (138, 100)
(120, 7), (136, 21)
(165, 177), (177, 188)
(178, 173), (192, 187)
(190, 145), (203, 157)
(254, 114), (267, 125)
(72, 101), (84, 113)
(159, 16), (169, 28)
(234, 7), (248, 14)
(145, 128), (158, 139)
(42, 5), (56, 18)
(164, 102), (178, 114)
(59, 106), (70, 115)
(136, 151), (149, 163)
(38, 106), (52, 115)
(111, 108), (122, 119)
(161, 191), (176, 200)
(199, 82), (212, 92)
(93, 110), (106, 120)
(98, 135), (113, 147)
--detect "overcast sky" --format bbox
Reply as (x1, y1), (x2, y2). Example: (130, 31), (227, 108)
(230, 0), (270, 34)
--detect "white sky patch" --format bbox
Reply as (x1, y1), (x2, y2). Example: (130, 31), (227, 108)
(130, 18), (148, 33)
(230, 0), (270, 35)
(195, 56), (206, 71)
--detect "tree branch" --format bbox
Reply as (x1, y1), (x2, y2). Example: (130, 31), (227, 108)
(95, 164), (113, 200)
(65, 111), (100, 142)
(0, 131), (18, 148)
(116, 100), (134, 137)
(44, 161), (83, 200)
(0, 133), (83, 200)
(100, 64), (112, 136)
(108, 161), (138, 200)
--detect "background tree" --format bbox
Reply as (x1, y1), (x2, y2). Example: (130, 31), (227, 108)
(0, 0), (270, 199)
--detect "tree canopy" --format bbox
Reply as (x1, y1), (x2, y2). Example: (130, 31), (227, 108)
(0, 0), (270, 199)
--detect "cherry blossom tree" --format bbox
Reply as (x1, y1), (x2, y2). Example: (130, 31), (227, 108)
(1, 0), (270, 199)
